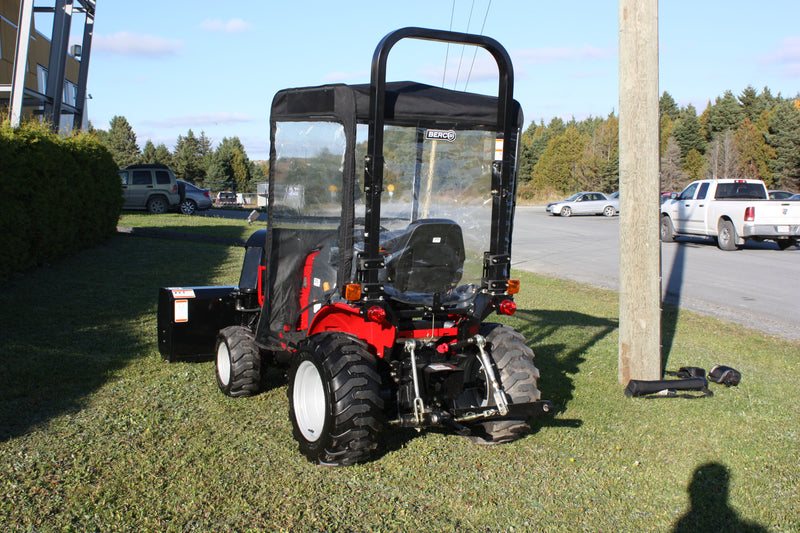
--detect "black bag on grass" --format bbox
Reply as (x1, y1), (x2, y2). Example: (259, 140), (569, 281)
(666, 366), (706, 379)
(708, 365), (741, 386)
(625, 377), (712, 398)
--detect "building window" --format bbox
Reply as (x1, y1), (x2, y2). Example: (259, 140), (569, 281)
(37, 64), (48, 94)
(64, 80), (77, 106)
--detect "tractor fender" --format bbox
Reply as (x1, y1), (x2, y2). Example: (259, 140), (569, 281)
(308, 303), (395, 358)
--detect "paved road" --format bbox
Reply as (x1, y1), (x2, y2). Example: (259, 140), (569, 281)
(512, 205), (800, 341)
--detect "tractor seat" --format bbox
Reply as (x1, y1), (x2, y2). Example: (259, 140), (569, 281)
(382, 219), (465, 297)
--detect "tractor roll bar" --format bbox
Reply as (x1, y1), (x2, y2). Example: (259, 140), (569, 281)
(363, 27), (518, 293)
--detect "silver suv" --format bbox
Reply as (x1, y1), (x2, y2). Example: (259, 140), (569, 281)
(119, 164), (181, 213)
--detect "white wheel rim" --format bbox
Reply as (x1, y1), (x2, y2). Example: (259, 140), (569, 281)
(294, 360), (326, 442)
(216, 341), (231, 386)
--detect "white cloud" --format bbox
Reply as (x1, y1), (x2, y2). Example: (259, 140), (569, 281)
(141, 112), (254, 128)
(761, 36), (800, 77)
(199, 18), (253, 34)
(94, 31), (183, 57)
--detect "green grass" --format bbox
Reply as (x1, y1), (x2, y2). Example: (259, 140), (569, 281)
(1, 215), (798, 532)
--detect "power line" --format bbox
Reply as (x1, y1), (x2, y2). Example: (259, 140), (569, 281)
(453, 0), (475, 89)
(442, 0), (456, 87)
(464, 0), (492, 91)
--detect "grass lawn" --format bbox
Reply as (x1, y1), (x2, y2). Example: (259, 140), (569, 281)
(1, 213), (797, 532)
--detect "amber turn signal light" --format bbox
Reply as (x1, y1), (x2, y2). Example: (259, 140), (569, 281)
(343, 283), (362, 301)
(507, 279), (520, 294)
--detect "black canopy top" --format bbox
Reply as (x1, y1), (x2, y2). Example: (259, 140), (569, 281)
(270, 81), (523, 130)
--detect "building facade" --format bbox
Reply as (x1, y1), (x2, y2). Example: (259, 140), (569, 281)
(1, 0), (91, 131)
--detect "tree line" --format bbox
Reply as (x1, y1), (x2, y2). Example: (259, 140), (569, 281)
(91, 115), (266, 190)
(92, 86), (800, 198)
(518, 85), (800, 200)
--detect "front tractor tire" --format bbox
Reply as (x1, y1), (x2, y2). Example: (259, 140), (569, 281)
(460, 324), (541, 445)
(215, 326), (261, 397)
(288, 333), (384, 466)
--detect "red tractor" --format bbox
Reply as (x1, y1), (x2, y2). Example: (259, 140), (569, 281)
(158, 27), (551, 466)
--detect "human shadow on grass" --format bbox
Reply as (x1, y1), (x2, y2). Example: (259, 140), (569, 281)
(672, 462), (769, 533)
(0, 235), (242, 442)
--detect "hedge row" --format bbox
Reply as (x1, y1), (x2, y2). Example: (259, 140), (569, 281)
(0, 120), (122, 279)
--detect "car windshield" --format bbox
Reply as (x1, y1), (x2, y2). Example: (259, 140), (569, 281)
(565, 193), (581, 201)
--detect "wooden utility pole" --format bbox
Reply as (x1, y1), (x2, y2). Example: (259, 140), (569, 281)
(618, 0), (661, 384)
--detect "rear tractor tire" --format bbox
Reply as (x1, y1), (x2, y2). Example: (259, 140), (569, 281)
(216, 326), (261, 397)
(288, 333), (384, 466)
(458, 324), (541, 445)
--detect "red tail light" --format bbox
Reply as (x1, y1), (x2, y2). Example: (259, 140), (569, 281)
(367, 306), (389, 325)
(498, 299), (517, 316)
(744, 206), (755, 222)
(203, 191), (210, 198)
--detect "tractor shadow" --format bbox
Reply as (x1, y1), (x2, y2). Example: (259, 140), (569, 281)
(515, 308), (617, 422)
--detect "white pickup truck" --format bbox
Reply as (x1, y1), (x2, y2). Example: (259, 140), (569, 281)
(660, 179), (800, 250)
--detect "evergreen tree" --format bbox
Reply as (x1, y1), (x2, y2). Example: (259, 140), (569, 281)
(660, 113), (675, 156)
(683, 149), (706, 180)
(207, 136), (253, 188)
(530, 127), (587, 194)
(660, 91), (680, 121)
(705, 90), (745, 136)
(738, 85), (763, 124)
(735, 118), (775, 184)
(672, 104), (706, 163)
(173, 129), (205, 184)
(153, 144), (173, 167)
(660, 136), (687, 191)
(103, 115), (140, 168)
(519, 120), (551, 181)
(578, 115), (618, 192)
(141, 140), (157, 163)
(766, 100), (800, 190)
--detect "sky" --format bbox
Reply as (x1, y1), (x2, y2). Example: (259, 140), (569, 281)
(41, 0), (800, 161)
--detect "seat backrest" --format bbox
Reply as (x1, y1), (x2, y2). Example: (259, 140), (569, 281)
(384, 219), (465, 295)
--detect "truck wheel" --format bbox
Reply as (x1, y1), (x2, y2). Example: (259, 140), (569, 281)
(717, 219), (740, 251)
(660, 215), (675, 242)
(288, 333), (384, 466)
(560, 206), (572, 217)
(458, 324), (541, 445)
(216, 326), (261, 397)
(147, 195), (169, 214)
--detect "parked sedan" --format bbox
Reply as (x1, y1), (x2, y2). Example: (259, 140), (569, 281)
(769, 190), (794, 200)
(177, 180), (213, 215)
(546, 192), (618, 217)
